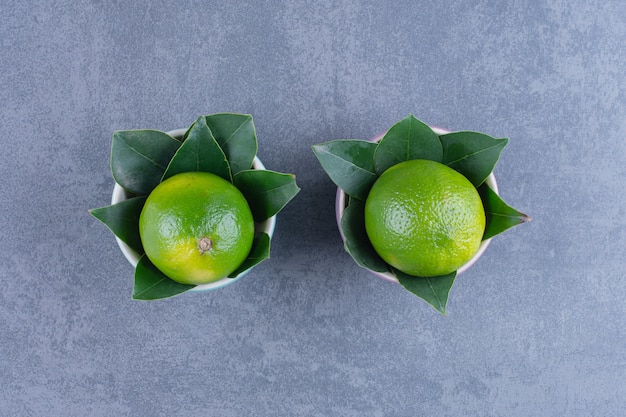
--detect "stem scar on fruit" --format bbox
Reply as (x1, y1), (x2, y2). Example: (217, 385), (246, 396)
(197, 237), (213, 254)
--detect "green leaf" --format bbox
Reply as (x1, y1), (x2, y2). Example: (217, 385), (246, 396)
(181, 124), (193, 142)
(232, 170), (300, 222)
(394, 269), (457, 315)
(479, 183), (531, 240)
(312, 139), (379, 201)
(205, 113), (257, 175)
(340, 199), (389, 273)
(111, 130), (181, 195)
(228, 232), (271, 278)
(440, 131), (508, 186)
(162, 116), (232, 182)
(132, 255), (195, 300)
(374, 115), (443, 174)
(89, 196), (147, 255)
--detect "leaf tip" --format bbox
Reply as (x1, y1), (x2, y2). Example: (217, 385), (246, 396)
(432, 300), (447, 315)
(88, 207), (103, 220)
(311, 144), (322, 156)
(87, 208), (100, 220)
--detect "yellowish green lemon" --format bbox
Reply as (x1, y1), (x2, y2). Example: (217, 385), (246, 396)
(139, 172), (255, 285)
(364, 159), (485, 277)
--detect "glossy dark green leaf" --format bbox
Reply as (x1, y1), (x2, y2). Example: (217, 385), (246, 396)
(440, 131), (508, 186)
(340, 200), (389, 273)
(89, 196), (146, 255)
(111, 130), (181, 195)
(228, 232), (271, 278)
(205, 113), (257, 175)
(132, 255), (195, 300)
(233, 169), (300, 222)
(181, 124), (193, 141)
(374, 115), (443, 174)
(312, 139), (379, 201)
(162, 116), (232, 182)
(479, 183), (531, 240)
(394, 269), (457, 315)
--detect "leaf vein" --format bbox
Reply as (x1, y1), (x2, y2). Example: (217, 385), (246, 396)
(426, 278), (444, 311)
(220, 120), (249, 148)
(253, 182), (296, 196)
(135, 277), (170, 297)
(445, 143), (504, 166)
(121, 138), (167, 169)
(486, 212), (524, 219)
(318, 149), (377, 177)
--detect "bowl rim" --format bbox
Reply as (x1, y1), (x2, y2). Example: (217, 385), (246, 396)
(111, 128), (277, 292)
(334, 126), (499, 284)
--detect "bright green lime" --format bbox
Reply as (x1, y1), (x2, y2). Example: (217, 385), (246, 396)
(139, 172), (255, 285)
(364, 159), (485, 277)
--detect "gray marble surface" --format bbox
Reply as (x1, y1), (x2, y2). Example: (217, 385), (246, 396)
(1, 1), (624, 416)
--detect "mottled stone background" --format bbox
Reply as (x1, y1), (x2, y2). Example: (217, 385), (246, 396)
(1, 1), (624, 416)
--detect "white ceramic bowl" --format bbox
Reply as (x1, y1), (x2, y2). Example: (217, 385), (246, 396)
(111, 128), (276, 291)
(334, 127), (498, 283)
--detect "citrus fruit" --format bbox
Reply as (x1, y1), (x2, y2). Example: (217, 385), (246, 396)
(139, 172), (255, 285)
(364, 159), (485, 277)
